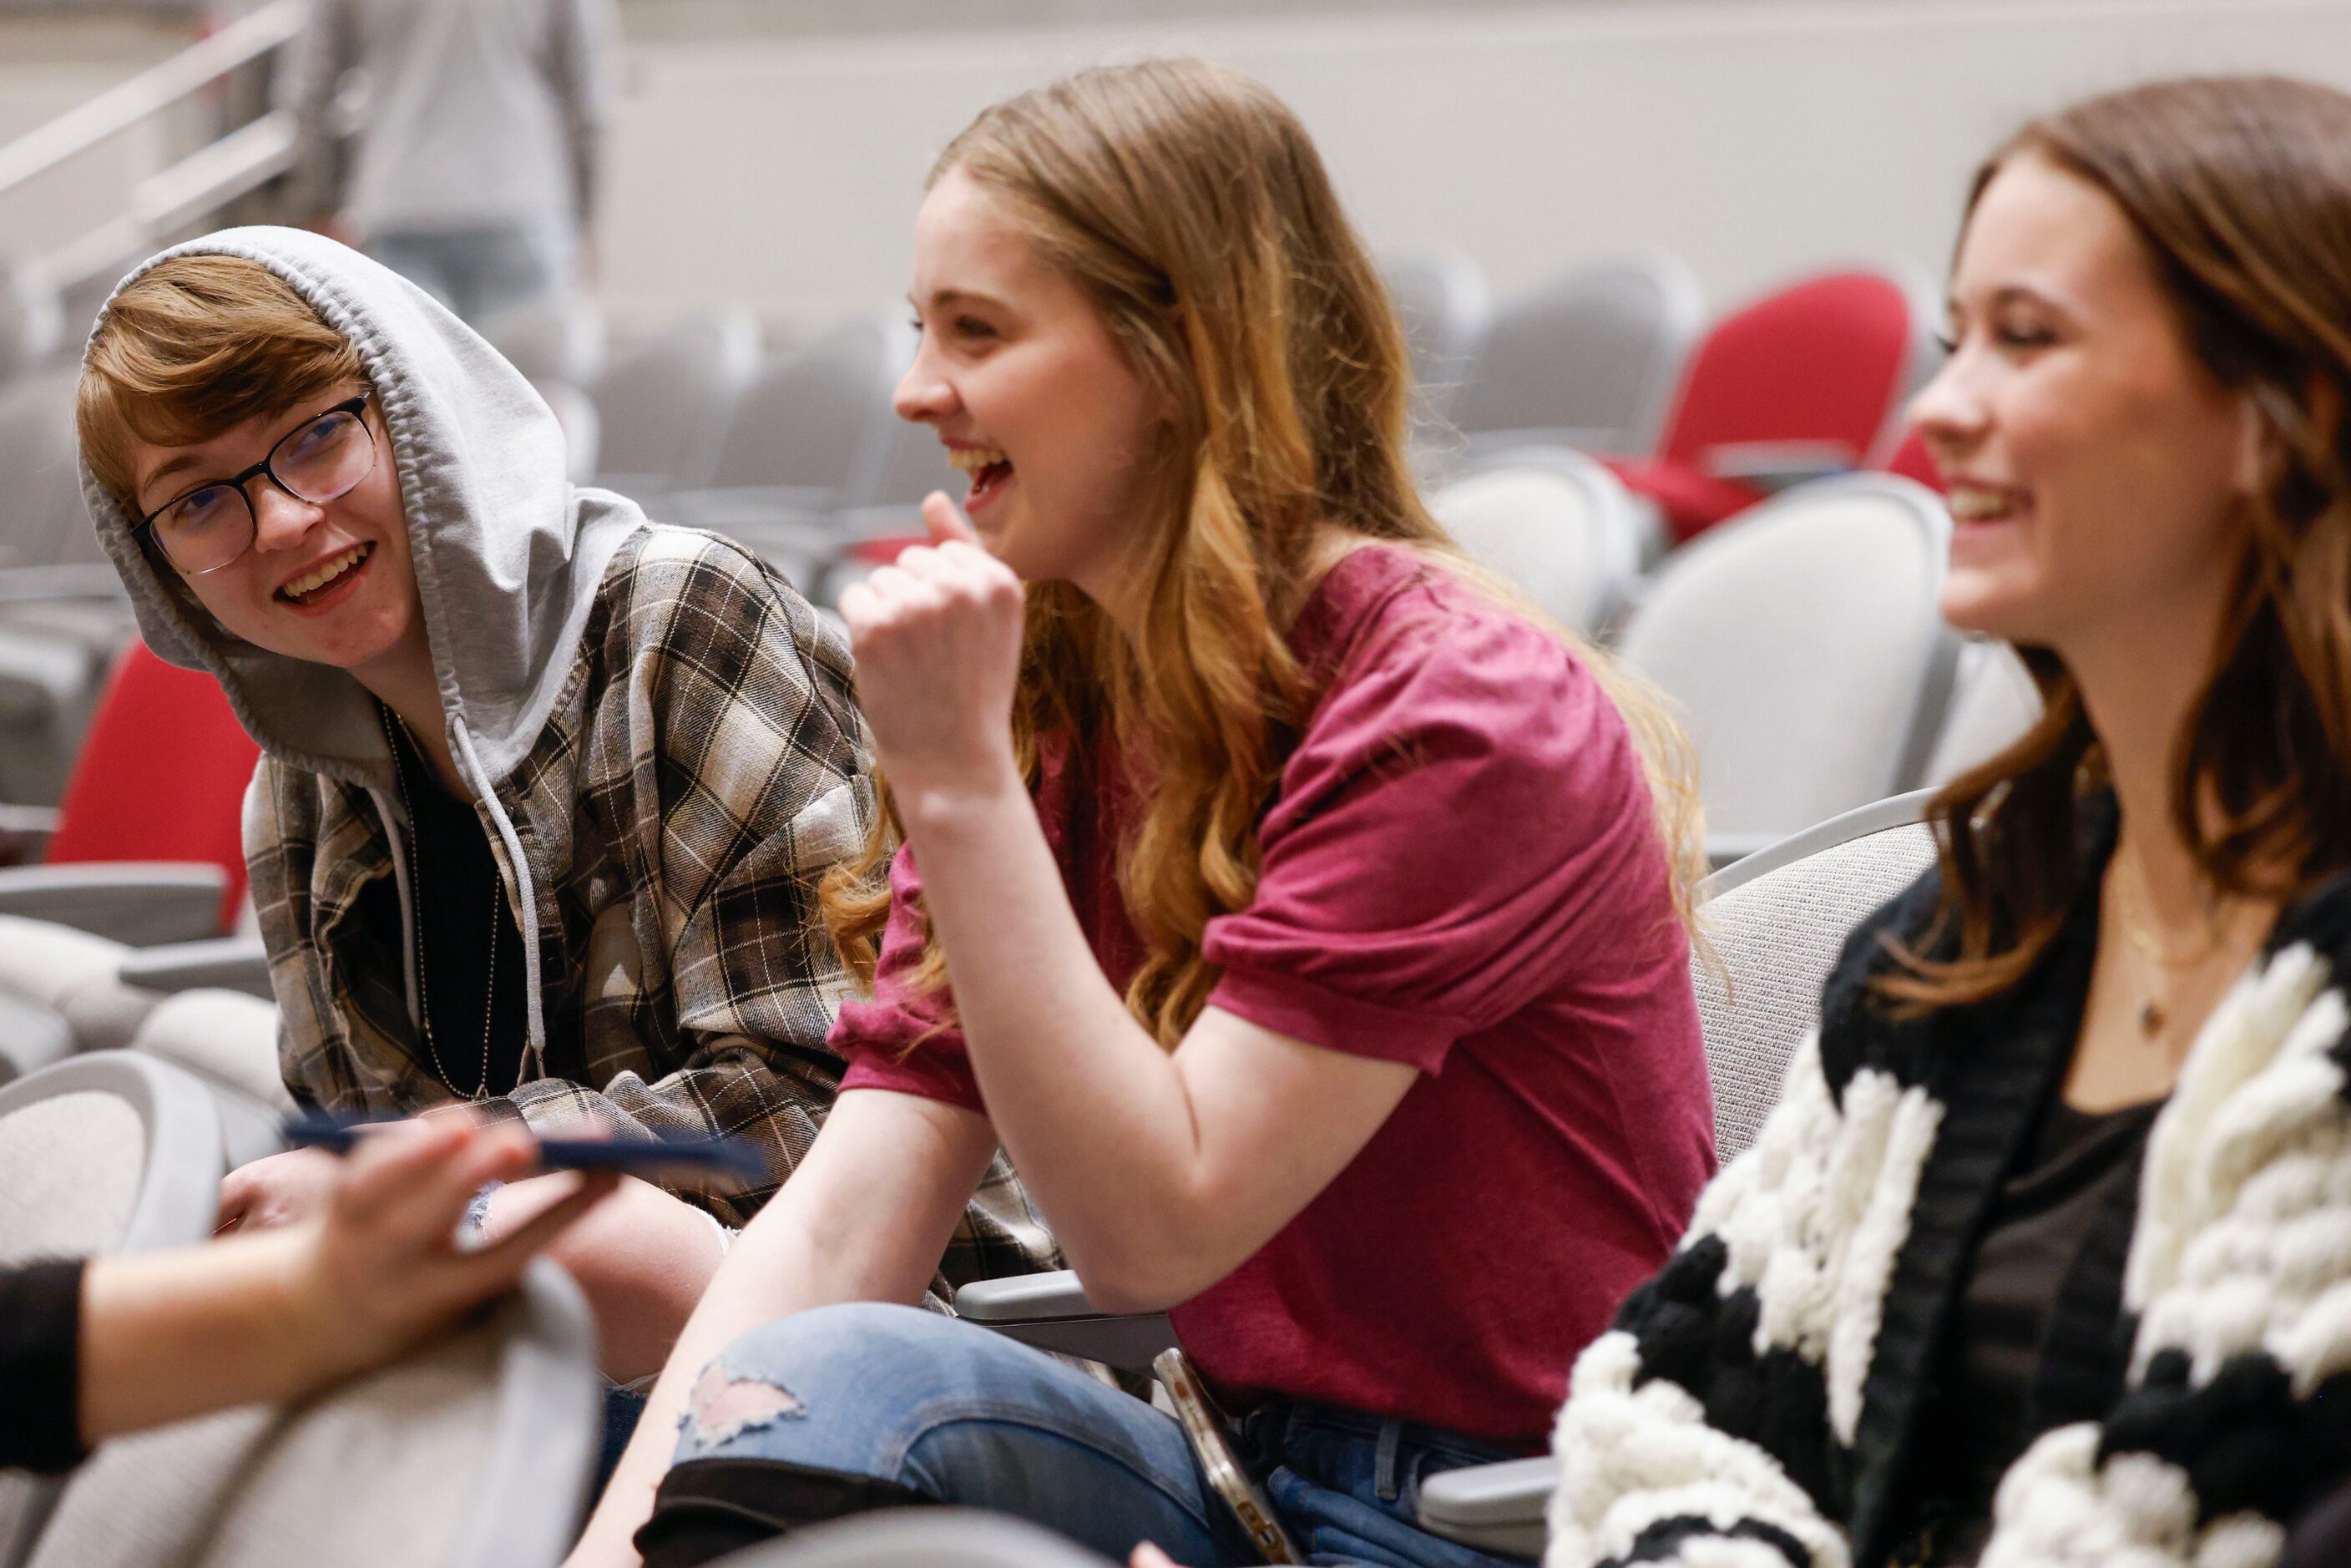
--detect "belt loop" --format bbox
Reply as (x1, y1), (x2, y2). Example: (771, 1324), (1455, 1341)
(1374, 1418), (1403, 1503)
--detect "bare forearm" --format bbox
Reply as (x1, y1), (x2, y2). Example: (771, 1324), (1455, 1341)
(78, 1236), (347, 1444)
(904, 784), (1211, 1282)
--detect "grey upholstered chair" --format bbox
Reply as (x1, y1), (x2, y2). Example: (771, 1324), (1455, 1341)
(710, 1509), (1118, 1567)
(1614, 473), (1958, 866)
(1925, 638), (2042, 786)
(591, 305), (763, 504)
(1452, 251), (1703, 462)
(1430, 446), (1646, 636)
(1381, 246), (1490, 427)
(1411, 789), (1942, 1555)
(0, 1052), (227, 1567)
(22, 1262), (600, 1568)
(1691, 789), (1938, 1161)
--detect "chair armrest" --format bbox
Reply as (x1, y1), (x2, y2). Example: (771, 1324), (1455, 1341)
(0, 803), (57, 865)
(1700, 440), (1854, 493)
(1416, 1454), (1557, 1558)
(0, 862), (226, 945)
(953, 1270), (1179, 1377)
(0, 564), (128, 605)
(119, 935), (272, 999)
(1706, 831), (1784, 873)
(0, 988), (74, 1085)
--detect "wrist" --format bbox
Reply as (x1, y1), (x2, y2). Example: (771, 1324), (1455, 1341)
(255, 1227), (380, 1396)
(892, 756), (1029, 840)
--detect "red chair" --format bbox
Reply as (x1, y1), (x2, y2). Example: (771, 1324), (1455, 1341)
(1876, 426), (1947, 493)
(1606, 270), (1934, 545)
(0, 640), (260, 942)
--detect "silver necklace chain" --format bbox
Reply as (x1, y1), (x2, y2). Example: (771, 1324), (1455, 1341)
(378, 702), (500, 1102)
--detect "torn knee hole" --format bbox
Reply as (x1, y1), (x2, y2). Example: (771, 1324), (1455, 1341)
(681, 1363), (806, 1447)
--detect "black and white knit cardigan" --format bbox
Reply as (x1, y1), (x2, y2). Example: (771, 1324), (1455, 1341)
(1548, 832), (2351, 1568)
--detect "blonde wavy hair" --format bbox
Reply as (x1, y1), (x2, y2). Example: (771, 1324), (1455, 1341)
(823, 58), (1705, 1045)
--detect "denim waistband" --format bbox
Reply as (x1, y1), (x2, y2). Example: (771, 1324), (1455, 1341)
(1239, 1399), (1529, 1472)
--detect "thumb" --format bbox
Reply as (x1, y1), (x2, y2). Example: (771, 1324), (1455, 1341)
(922, 490), (980, 547)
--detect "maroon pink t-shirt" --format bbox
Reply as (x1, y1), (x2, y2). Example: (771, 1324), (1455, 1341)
(834, 544), (1714, 1446)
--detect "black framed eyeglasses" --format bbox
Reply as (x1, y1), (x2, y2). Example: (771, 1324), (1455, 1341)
(133, 393), (379, 576)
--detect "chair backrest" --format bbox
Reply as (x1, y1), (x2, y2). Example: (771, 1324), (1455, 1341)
(1429, 448), (1643, 635)
(1926, 638), (2042, 786)
(1656, 267), (1936, 472)
(1380, 247), (1489, 426)
(1615, 474), (1958, 844)
(23, 1262), (599, 1568)
(0, 1053), (225, 1568)
(1693, 791), (1939, 1161)
(0, 990), (72, 1088)
(532, 380), (601, 484)
(0, 1050), (222, 1267)
(0, 370), (88, 572)
(0, 261), (62, 392)
(480, 294), (605, 388)
(705, 314), (909, 506)
(1454, 250), (1702, 458)
(46, 642), (260, 933)
(1874, 423), (1945, 494)
(710, 1509), (1118, 1567)
(591, 306), (762, 493)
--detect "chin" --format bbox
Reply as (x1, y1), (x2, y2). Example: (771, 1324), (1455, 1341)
(1938, 577), (2049, 643)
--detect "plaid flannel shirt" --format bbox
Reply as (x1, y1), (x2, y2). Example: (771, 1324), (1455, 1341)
(247, 524), (1055, 1287)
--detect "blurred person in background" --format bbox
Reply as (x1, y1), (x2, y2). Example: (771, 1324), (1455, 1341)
(1543, 74), (2351, 1568)
(1, 1111), (609, 1475)
(276, 0), (618, 330)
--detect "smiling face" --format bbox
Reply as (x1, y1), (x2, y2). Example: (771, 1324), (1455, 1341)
(124, 386), (428, 685)
(896, 168), (1168, 604)
(1913, 152), (2255, 657)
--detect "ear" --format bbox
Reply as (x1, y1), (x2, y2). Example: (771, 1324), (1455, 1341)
(2233, 387), (2283, 498)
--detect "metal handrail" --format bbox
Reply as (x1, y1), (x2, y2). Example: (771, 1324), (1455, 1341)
(0, 0), (309, 202)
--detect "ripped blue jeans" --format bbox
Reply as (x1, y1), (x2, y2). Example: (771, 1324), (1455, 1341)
(646, 1302), (1530, 1567)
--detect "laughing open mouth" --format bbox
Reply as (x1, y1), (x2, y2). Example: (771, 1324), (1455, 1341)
(947, 445), (1014, 506)
(276, 542), (373, 605)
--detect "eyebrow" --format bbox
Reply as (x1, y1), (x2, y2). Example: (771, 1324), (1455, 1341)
(135, 451), (213, 507)
(909, 287), (1009, 313)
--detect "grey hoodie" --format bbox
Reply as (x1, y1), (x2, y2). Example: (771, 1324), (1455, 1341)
(76, 232), (1059, 1261)
(86, 226), (635, 1055)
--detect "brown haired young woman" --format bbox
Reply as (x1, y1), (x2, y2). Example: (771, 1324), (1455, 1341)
(1545, 75), (2351, 1568)
(569, 58), (1714, 1567)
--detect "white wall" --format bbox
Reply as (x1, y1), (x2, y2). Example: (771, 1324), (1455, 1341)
(598, 0), (2351, 335)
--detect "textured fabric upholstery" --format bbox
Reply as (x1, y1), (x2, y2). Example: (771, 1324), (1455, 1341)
(1693, 819), (1937, 1161)
(1431, 456), (1641, 635)
(0, 914), (159, 1050)
(1616, 479), (1952, 845)
(129, 989), (293, 1115)
(712, 1509), (1120, 1567)
(0, 1090), (144, 1265)
(27, 1323), (503, 1568)
(26, 1270), (598, 1568)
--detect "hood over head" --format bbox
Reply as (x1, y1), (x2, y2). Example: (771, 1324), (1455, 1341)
(81, 226), (643, 799)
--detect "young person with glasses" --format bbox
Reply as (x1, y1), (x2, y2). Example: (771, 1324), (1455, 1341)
(73, 233), (1056, 1401)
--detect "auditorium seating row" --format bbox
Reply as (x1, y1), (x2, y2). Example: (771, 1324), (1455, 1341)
(0, 771), (1941, 1565)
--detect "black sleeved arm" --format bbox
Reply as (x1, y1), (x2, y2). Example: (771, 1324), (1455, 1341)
(0, 1259), (86, 1474)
